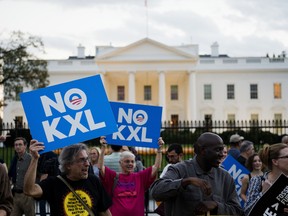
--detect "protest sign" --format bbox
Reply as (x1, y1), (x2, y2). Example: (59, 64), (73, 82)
(20, 75), (118, 153)
(222, 155), (250, 206)
(105, 102), (162, 148)
(247, 174), (288, 216)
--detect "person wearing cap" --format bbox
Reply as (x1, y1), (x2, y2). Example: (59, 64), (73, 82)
(228, 134), (244, 159)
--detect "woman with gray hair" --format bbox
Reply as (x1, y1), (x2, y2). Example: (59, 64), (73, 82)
(24, 140), (112, 216)
(98, 136), (164, 216)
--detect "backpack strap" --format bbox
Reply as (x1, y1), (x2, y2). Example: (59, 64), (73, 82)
(57, 175), (95, 216)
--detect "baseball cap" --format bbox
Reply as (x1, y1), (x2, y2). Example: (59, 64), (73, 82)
(229, 134), (244, 143)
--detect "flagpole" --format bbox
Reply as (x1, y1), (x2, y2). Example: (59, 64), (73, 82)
(145, 0), (149, 37)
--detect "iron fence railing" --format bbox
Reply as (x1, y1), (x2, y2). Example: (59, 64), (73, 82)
(1, 120), (288, 215)
(1, 120), (288, 165)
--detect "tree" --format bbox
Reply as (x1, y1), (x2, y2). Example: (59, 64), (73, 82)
(0, 31), (49, 106)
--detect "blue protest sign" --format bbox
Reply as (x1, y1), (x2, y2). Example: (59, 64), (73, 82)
(20, 75), (118, 153)
(222, 155), (250, 206)
(105, 102), (162, 148)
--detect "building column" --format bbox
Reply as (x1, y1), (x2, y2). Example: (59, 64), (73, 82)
(187, 70), (196, 121)
(128, 71), (136, 103)
(158, 71), (166, 121)
(99, 72), (105, 87)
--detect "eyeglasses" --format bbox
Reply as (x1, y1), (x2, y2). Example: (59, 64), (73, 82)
(75, 157), (89, 164)
(277, 155), (288, 159)
(122, 160), (135, 164)
(167, 154), (178, 158)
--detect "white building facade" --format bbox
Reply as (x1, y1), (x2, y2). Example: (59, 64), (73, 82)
(3, 38), (288, 125)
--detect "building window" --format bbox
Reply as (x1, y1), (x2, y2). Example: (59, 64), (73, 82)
(227, 114), (236, 128)
(117, 86), (125, 101)
(274, 113), (282, 122)
(204, 114), (212, 131)
(205, 114), (212, 121)
(274, 83), (281, 99)
(170, 85), (178, 100)
(227, 114), (235, 122)
(144, 85), (151, 100)
(250, 84), (258, 99)
(14, 116), (23, 128)
(204, 84), (212, 100)
(250, 114), (259, 126)
(274, 113), (282, 134)
(15, 86), (23, 101)
(227, 84), (235, 99)
(251, 114), (258, 121)
(170, 114), (179, 127)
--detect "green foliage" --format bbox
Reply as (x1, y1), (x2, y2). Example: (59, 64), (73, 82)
(0, 31), (49, 103)
(161, 129), (196, 144)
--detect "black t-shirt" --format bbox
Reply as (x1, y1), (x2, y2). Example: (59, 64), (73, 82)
(39, 174), (112, 216)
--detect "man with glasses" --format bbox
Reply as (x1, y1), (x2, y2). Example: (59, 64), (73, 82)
(160, 143), (184, 178)
(24, 140), (112, 216)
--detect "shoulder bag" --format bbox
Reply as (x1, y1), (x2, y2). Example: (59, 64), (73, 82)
(57, 175), (95, 216)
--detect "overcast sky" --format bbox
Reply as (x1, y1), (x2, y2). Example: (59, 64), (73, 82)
(1, 0), (288, 59)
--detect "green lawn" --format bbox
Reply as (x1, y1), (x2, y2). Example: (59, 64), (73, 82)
(0, 146), (15, 167)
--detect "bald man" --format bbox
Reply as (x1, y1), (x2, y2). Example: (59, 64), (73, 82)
(151, 132), (243, 216)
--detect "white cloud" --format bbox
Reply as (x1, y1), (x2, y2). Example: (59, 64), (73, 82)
(0, 0), (287, 59)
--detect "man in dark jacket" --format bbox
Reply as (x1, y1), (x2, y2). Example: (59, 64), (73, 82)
(150, 132), (243, 216)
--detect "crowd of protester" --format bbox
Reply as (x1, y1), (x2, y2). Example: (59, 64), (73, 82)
(0, 133), (288, 215)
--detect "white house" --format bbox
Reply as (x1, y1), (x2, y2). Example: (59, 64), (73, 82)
(3, 38), (288, 125)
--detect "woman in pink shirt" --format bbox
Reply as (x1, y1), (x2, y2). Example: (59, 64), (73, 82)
(98, 136), (164, 216)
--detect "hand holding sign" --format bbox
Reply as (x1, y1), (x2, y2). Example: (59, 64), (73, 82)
(100, 136), (107, 146)
(29, 139), (45, 159)
(157, 137), (165, 152)
(105, 102), (162, 148)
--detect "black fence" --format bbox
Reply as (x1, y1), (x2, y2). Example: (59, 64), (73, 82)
(1, 120), (288, 167)
(1, 120), (288, 215)
(161, 119), (288, 147)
